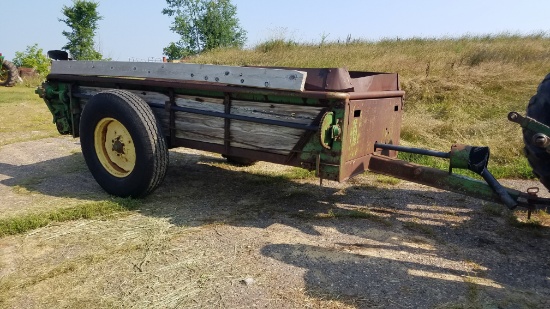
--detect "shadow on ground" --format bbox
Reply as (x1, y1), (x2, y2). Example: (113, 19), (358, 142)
(0, 153), (111, 200)
(1, 147), (549, 308)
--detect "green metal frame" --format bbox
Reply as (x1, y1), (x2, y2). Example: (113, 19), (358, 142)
(371, 141), (550, 212)
(508, 111), (550, 137)
(36, 82), (76, 136)
(300, 108), (345, 180)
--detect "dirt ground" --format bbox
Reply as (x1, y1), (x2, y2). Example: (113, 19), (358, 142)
(1, 136), (549, 309)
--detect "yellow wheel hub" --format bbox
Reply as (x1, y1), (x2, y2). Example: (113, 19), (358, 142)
(94, 118), (136, 178)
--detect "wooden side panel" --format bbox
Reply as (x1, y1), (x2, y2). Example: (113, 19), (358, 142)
(78, 86), (169, 104)
(173, 94), (225, 144)
(229, 100), (322, 154)
(79, 86), (172, 135)
(231, 100), (322, 125)
(230, 121), (306, 155)
(175, 94), (224, 112)
(152, 110), (169, 135)
(76, 86), (322, 154)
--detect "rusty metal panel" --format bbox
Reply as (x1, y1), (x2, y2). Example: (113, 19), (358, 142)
(302, 68), (354, 91)
(349, 71), (400, 92)
(261, 67), (399, 93)
(339, 96), (403, 181)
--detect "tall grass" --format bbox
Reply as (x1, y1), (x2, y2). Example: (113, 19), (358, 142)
(194, 34), (550, 178)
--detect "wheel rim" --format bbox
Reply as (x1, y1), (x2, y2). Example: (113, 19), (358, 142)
(94, 117), (136, 178)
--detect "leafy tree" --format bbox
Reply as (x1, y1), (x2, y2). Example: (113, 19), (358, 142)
(59, 0), (103, 60)
(162, 0), (247, 59)
(163, 42), (187, 60)
(13, 44), (51, 75)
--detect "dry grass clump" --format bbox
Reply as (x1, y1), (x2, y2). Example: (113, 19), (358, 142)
(0, 198), (139, 237)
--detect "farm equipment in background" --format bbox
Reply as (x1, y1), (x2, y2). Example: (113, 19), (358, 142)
(36, 57), (550, 215)
(0, 53), (19, 87)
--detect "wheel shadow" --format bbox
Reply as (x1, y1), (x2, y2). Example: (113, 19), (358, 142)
(0, 153), (108, 200)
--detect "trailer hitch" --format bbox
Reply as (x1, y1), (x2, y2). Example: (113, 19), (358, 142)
(449, 145), (518, 209)
(374, 143), (518, 209)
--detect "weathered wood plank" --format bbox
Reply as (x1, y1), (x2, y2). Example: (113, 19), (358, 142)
(230, 121), (304, 154)
(175, 95), (224, 113)
(53, 61), (307, 91)
(77, 88), (320, 126)
(176, 94), (224, 105)
(231, 100), (322, 125)
(174, 113), (225, 144)
(78, 87), (169, 105)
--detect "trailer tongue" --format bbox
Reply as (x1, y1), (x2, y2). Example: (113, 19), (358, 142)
(37, 59), (550, 214)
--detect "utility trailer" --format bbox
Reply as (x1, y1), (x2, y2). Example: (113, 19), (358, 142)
(37, 58), (550, 214)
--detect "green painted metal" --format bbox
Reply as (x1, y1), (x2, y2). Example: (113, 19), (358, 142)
(36, 82), (73, 135)
(319, 112), (335, 149)
(300, 107), (345, 180)
(319, 111), (343, 150)
(449, 145), (471, 170)
(448, 145), (516, 208)
(509, 111), (550, 137)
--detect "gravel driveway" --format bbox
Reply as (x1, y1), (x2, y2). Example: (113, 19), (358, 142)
(0, 137), (549, 308)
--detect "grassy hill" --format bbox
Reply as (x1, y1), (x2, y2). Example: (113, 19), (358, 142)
(190, 34), (550, 178)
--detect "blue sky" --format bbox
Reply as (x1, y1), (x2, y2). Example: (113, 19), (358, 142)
(4, 0), (550, 61)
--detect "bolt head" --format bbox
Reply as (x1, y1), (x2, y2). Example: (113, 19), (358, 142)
(533, 133), (550, 148)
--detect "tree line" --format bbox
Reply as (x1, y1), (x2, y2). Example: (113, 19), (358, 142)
(14, 0), (246, 74)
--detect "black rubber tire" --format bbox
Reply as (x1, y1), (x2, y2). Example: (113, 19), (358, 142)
(80, 90), (169, 197)
(524, 73), (550, 190)
(0, 60), (19, 87)
(223, 155), (258, 166)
